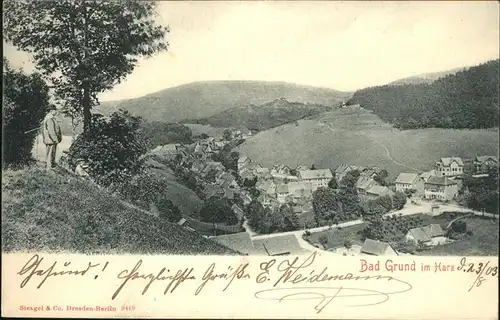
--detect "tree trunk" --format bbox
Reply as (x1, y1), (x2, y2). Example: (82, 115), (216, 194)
(82, 81), (91, 133)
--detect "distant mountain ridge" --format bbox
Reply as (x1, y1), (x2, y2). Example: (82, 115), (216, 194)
(94, 80), (351, 123)
(183, 97), (334, 131)
(388, 67), (467, 85)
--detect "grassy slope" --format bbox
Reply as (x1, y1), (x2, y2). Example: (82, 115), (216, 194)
(1, 167), (235, 255)
(95, 80), (352, 123)
(236, 106), (499, 180)
(147, 167), (204, 217)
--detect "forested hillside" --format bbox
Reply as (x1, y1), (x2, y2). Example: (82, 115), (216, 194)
(183, 98), (332, 131)
(349, 60), (499, 129)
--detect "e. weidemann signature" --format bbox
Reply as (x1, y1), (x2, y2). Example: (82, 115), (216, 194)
(254, 252), (413, 313)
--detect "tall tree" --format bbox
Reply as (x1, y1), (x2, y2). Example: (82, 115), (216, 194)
(3, 0), (168, 133)
(3, 58), (51, 166)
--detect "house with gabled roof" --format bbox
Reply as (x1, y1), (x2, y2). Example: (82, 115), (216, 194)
(276, 183), (289, 204)
(365, 185), (394, 199)
(298, 169), (333, 191)
(252, 234), (310, 256)
(474, 155), (498, 173)
(395, 172), (424, 196)
(435, 157), (464, 177)
(356, 176), (377, 195)
(335, 164), (364, 182)
(419, 170), (436, 182)
(238, 156), (251, 171)
(406, 224), (445, 246)
(424, 176), (458, 201)
(271, 164), (291, 176)
(360, 167), (383, 179)
(256, 180), (276, 196)
(360, 239), (398, 256)
(212, 232), (263, 255)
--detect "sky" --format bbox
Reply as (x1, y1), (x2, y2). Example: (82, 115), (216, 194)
(3, 1), (499, 102)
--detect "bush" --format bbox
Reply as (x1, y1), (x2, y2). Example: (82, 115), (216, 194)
(393, 191), (407, 210)
(319, 235), (329, 247)
(3, 58), (51, 166)
(344, 239), (353, 249)
(200, 197), (238, 225)
(120, 171), (169, 209)
(68, 111), (146, 189)
(451, 220), (467, 233)
(140, 121), (193, 150)
(158, 198), (182, 223)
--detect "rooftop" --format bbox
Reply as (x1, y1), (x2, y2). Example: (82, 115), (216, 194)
(298, 169), (333, 180)
(475, 155), (498, 163)
(253, 234), (309, 256)
(438, 157), (464, 166)
(212, 232), (262, 255)
(360, 239), (395, 256)
(425, 176), (458, 186)
(395, 172), (419, 184)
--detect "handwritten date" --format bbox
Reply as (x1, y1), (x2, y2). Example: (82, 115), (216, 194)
(457, 257), (498, 292)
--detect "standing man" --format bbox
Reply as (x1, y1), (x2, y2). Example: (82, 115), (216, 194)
(41, 104), (62, 170)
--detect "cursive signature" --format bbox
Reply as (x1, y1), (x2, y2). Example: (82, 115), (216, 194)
(254, 252), (413, 313)
(255, 280), (412, 314)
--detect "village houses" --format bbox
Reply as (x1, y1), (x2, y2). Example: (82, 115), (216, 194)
(298, 169), (333, 191)
(365, 185), (394, 200)
(360, 239), (398, 256)
(473, 155), (498, 173)
(405, 224), (445, 246)
(395, 172), (425, 196)
(435, 157), (464, 177)
(424, 176), (459, 201)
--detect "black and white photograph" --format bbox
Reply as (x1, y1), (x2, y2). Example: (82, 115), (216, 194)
(2, 0), (499, 259)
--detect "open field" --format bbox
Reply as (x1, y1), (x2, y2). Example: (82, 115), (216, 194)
(237, 106), (499, 180)
(1, 167), (235, 254)
(417, 216), (499, 256)
(305, 212), (498, 256)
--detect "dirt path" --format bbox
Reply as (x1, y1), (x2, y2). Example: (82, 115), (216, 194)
(355, 131), (422, 172)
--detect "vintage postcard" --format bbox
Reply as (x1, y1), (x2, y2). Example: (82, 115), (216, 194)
(2, 1), (499, 319)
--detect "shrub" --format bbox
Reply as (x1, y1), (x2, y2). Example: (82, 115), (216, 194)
(68, 111), (146, 189)
(393, 191), (407, 210)
(3, 58), (50, 166)
(157, 198), (182, 223)
(200, 197), (238, 225)
(319, 235), (329, 247)
(344, 239), (353, 249)
(120, 171), (169, 209)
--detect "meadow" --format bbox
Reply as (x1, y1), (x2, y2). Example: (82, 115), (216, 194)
(237, 106), (499, 180)
(1, 167), (235, 254)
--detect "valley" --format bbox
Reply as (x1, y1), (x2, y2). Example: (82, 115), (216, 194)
(237, 106), (499, 180)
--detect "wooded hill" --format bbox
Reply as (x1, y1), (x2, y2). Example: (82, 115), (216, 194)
(348, 60), (499, 129)
(183, 98), (333, 132)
